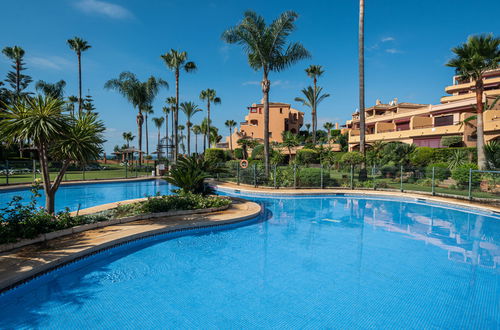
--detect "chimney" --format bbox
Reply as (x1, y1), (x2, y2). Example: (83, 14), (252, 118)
(375, 99), (381, 105)
(393, 97), (398, 105)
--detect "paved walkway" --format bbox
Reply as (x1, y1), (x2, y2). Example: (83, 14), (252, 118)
(0, 199), (261, 292)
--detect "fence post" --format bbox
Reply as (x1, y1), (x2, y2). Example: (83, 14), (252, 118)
(431, 166), (435, 196)
(253, 164), (257, 188)
(293, 164), (297, 189)
(125, 161), (128, 179)
(320, 164), (324, 189)
(400, 165), (404, 192)
(274, 164), (277, 189)
(350, 164), (354, 190)
(468, 168), (473, 200)
(236, 165), (240, 185)
(5, 160), (9, 185)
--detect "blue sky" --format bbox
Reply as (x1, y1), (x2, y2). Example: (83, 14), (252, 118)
(1, 0), (499, 153)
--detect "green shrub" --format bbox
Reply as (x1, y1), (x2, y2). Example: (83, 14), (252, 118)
(204, 148), (226, 164)
(139, 193), (231, 214)
(296, 148), (319, 165)
(441, 135), (463, 147)
(380, 164), (397, 178)
(411, 147), (435, 167)
(297, 167), (331, 187)
(485, 141), (500, 169)
(340, 152), (364, 166)
(250, 144), (264, 159)
(451, 163), (480, 187)
(432, 147), (476, 163)
(234, 148), (244, 160)
(425, 162), (451, 181)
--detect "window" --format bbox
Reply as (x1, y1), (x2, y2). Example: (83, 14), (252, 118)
(250, 119), (258, 125)
(250, 108), (257, 113)
(279, 108), (283, 114)
(434, 115), (453, 127)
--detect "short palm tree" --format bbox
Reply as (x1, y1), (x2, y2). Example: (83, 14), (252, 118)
(323, 122), (334, 142)
(199, 89), (221, 152)
(222, 10), (310, 176)
(35, 80), (66, 99)
(237, 138), (258, 160)
(166, 96), (177, 155)
(162, 106), (170, 157)
(122, 131), (135, 148)
(143, 105), (154, 155)
(160, 49), (197, 162)
(180, 102), (202, 155)
(225, 119), (237, 151)
(446, 34), (500, 169)
(281, 131), (300, 164)
(192, 124), (202, 154)
(0, 96), (105, 213)
(178, 124), (186, 154)
(105, 72), (167, 163)
(200, 117), (211, 148)
(67, 37), (91, 115)
(67, 95), (79, 116)
(305, 65), (325, 143)
(295, 86), (330, 141)
(152, 117), (165, 158)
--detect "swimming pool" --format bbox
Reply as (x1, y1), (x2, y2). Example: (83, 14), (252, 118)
(0, 186), (499, 328)
(0, 179), (173, 212)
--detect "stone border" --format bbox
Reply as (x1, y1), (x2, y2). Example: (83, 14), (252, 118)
(0, 197), (231, 253)
(213, 181), (500, 214)
(0, 198), (261, 293)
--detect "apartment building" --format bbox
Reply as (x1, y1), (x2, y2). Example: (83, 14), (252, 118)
(345, 68), (500, 150)
(218, 102), (304, 150)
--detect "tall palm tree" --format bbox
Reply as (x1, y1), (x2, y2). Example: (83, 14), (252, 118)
(67, 95), (79, 116)
(2, 46), (32, 98)
(180, 102), (202, 155)
(225, 119), (237, 151)
(143, 105), (154, 155)
(281, 131), (300, 164)
(165, 96), (176, 155)
(200, 118), (212, 148)
(305, 65), (325, 144)
(222, 10), (310, 176)
(295, 86), (330, 139)
(35, 80), (66, 99)
(0, 96), (105, 213)
(162, 106), (170, 158)
(199, 89), (221, 153)
(192, 124), (202, 154)
(122, 131), (135, 148)
(446, 34), (500, 169)
(323, 122), (334, 142)
(358, 0), (366, 159)
(152, 117), (165, 158)
(105, 72), (168, 163)
(67, 37), (91, 116)
(160, 50), (197, 162)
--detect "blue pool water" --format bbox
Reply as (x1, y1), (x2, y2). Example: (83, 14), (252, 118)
(1, 184), (500, 328)
(0, 179), (173, 212)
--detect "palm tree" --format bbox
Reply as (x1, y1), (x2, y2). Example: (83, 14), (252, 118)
(222, 10), (310, 176)
(200, 117), (211, 148)
(358, 0), (366, 160)
(199, 89), (221, 153)
(143, 105), (154, 155)
(162, 106), (170, 158)
(305, 123), (311, 133)
(323, 122), (334, 142)
(105, 72), (167, 163)
(446, 34), (500, 169)
(295, 86), (330, 141)
(281, 131), (300, 164)
(2, 46), (32, 98)
(160, 49), (197, 162)
(35, 80), (66, 99)
(178, 124), (186, 154)
(180, 101), (202, 155)
(237, 138), (258, 160)
(192, 125), (202, 154)
(225, 119), (237, 151)
(0, 96), (105, 213)
(67, 95), (79, 116)
(122, 131), (135, 148)
(305, 65), (325, 143)
(152, 117), (165, 158)
(67, 37), (91, 115)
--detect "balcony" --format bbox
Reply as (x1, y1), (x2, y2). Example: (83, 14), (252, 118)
(440, 88), (500, 103)
(445, 76), (500, 94)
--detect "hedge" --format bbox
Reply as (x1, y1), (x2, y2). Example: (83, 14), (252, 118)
(204, 148), (226, 164)
(296, 148), (319, 165)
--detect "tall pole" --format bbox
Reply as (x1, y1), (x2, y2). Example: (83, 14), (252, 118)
(358, 0), (366, 158)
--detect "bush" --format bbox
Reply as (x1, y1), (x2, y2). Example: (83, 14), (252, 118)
(251, 144), (264, 159)
(441, 135), (463, 147)
(234, 148), (244, 160)
(138, 193), (231, 214)
(432, 147), (476, 163)
(296, 148), (319, 165)
(380, 164), (397, 178)
(297, 167), (332, 187)
(204, 148), (226, 164)
(341, 152), (364, 166)
(411, 147), (435, 167)
(425, 162), (451, 181)
(451, 163), (480, 187)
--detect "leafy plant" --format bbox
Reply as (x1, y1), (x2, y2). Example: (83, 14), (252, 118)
(441, 135), (463, 147)
(448, 149), (469, 170)
(340, 152), (364, 166)
(296, 148), (319, 165)
(485, 140), (500, 169)
(451, 163), (480, 187)
(426, 162), (451, 181)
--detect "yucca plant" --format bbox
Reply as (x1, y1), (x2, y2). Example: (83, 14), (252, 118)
(485, 140), (500, 169)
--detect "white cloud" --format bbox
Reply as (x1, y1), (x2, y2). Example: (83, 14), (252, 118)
(385, 48), (402, 54)
(381, 36), (395, 42)
(26, 56), (73, 70)
(242, 81), (260, 86)
(74, 0), (133, 19)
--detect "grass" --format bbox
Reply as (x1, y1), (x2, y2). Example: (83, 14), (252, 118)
(0, 164), (152, 185)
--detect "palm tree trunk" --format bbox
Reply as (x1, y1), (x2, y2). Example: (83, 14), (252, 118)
(78, 52), (82, 116)
(358, 0), (366, 158)
(174, 70), (180, 162)
(476, 79), (486, 169)
(262, 73), (271, 177)
(203, 123), (207, 152)
(137, 112), (144, 164)
(187, 123), (191, 155)
(145, 114), (149, 155)
(207, 101), (211, 151)
(165, 113), (169, 160)
(195, 133), (198, 154)
(157, 129), (161, 157)
(229, 128), (233, 152)
(171, 109), (174, 159)
(312, 78), (317, 145)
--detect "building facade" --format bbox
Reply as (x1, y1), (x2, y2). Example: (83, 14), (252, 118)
(345, 69), (500, 151)
(218, 102), (304, 150)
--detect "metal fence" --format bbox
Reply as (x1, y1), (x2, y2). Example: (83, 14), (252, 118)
(216, 162), (500, 202)
(0, 160), (156, 185)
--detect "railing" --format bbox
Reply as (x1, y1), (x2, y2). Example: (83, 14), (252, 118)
(216, 163), (500, 203)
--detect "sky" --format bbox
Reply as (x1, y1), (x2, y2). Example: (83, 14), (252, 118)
(1, 0), (499, 154)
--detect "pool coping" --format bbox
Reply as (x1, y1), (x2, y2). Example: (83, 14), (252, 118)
(0, 197), (262, 293)
(213, 181), (500, 214)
